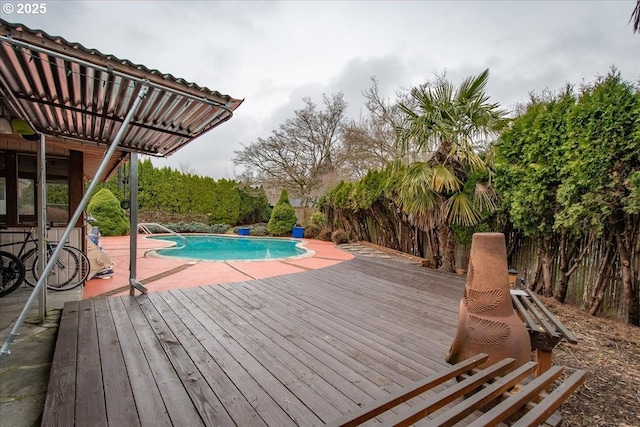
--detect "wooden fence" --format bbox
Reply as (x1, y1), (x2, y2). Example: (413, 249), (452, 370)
(326, 206), (639, 322)
(505, 236), (639, 320)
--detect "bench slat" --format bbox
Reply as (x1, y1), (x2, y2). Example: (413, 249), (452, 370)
(519, 295), (561, 339)
(330, 354), (584, 427)
(466, 365), (565, 427)
(326, 353), (490, 427)
(379, 358), (516, 427)
(525, 290), (578, 344)
(511, 370), (586, 427)
(511, 294), (539, 332)
(424, 361), (537, 427)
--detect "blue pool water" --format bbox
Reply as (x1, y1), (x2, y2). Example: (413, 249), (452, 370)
(150, 235), (307, 261)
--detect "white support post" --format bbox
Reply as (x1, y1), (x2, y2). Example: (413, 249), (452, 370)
(37, 133), (47, 322)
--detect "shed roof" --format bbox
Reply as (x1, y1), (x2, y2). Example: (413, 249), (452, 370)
(0, 19), (243, 166)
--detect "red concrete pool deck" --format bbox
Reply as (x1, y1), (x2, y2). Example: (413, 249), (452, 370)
(83, 235), (354, 299)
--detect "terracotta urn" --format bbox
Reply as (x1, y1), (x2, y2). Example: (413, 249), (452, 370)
(445, 233), (531, 369)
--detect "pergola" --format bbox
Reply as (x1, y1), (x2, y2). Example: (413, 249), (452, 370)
(0, 19), (243, 358)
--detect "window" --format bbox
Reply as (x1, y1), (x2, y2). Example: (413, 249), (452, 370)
(0, 151), (71, 225)
(18, 178), (35, 217)
(0, 177), (6, 217)
(47, 181), (69, 223)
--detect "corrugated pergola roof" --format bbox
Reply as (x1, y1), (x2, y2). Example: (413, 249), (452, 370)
(0, 19), (243, 157)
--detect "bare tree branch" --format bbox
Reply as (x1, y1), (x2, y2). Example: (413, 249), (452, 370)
(341, 77), (417, 178)
(233, 93), (348, 206)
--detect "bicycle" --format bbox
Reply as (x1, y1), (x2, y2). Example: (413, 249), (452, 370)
(0, 226), (90, 292)
(0, 251), (25, 298)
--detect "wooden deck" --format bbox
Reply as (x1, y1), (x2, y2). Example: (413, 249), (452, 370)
(42, 256), (470, 426)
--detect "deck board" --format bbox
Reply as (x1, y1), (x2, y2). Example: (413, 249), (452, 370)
(246, 277), (436, 383)
(42, 300), (79, 427)
(199, 286), (360, 414)
(93, 298), (140, 427)
(137, 294), (235, 426)
(192, 285), (343, 422)
(43, 256), (469, 426)
(75, 299), (107, 427)
(108, 297), (174, 427)
(274, 272), (456, 344)
(172, 288), (322, 426)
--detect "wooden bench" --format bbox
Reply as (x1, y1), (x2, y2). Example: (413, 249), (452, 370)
(510, 289), (578, 377)
(327, 353), (585, 427)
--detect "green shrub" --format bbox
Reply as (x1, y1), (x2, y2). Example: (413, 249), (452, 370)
(238, 185), (271, 225)
(209, 223), (231, 234)
(166, 222), (205, 233)
(276, 189), (291, 205)
(304, 223), (321, 239)
(268, 189), (297, 236)
(310, 212), (328, 228)
(267, 203), (297, 236)
(331, 229), (349, 244)
(164, 222), (183, 232)
(249, 224), (268, 236)
(165, 222), (230, 234)
(261, 206), (272, 222)
(318, 228), (333, 241)
(86, 189), (129, 236)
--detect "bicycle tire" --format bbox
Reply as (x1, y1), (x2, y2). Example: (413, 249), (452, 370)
(20, 248), (38, 287)
(60, 245), (90, 286)
(0, 251), (25, 298)
(30, 246), (81, 291)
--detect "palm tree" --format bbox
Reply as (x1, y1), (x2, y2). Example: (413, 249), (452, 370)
(397, 69), (508, 271)
(632, 0), (640, 33)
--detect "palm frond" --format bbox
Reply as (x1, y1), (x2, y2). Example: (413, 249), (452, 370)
(474, 182), (498, 213)
(396, 68), (509, 201)
(631, 0), (640, 33)
(448, 139), (487, 172)
(399, 162), (437, 214)
(403, 161), (433, 184)
(431, 164), (462, 193)
(457, 69), (489, 104)
(445, 192), (482, 226)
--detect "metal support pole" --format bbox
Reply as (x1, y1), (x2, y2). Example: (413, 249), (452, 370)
(0, 82), (150, 361)
(128, 152), (146, 295)
(36, 134), (47, 322)
(129, 152), (137, 295)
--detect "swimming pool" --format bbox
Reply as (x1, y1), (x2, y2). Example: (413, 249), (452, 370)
(150, 235), (309, 261)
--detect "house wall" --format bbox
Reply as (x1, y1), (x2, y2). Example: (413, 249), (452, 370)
(1, 134), (86, 251)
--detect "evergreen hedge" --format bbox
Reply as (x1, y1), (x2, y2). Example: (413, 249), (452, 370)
(93, 159), (271, 226)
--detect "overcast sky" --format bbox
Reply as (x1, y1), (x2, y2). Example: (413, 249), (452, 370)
(3, 1), (639, 179)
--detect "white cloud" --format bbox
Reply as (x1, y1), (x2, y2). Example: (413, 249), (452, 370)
(5, 0), (639, 179)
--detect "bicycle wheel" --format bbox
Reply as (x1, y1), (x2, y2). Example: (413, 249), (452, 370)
(60, 245), (90, 286)
(30, 246), (81, 291)
(20, 248), (38, 286)
(0, 251), (25, 298)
